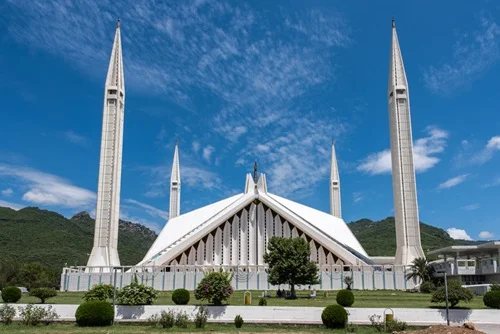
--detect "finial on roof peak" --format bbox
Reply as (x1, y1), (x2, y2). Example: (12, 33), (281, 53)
(175, 139), (178, 146)
(253, 161), (258, 183)
(117, 17), (120, 29)
(392, 17), (395, 28)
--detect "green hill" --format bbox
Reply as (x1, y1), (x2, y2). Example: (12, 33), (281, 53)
(348, 216), (479, 257)
(0, 206), (157, 271)
(0, 206), (480, 271)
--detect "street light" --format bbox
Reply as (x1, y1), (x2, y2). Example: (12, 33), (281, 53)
(436, 268), (450, 326)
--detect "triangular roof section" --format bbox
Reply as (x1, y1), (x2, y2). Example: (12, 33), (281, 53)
(138, 174), (371, 267)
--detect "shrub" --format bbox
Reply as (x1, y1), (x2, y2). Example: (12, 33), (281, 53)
(172, 288), (190, 305)
(258, 297), (267, 306)
(483, 290), (500, 309)
(234, 314), (244, 328)
(419, 281), (435, 294)
(387, 318), (408, 332)
(321, 305), (348, 329)
(20, 304), (59, 325)
(1, 286), (22, 303)
(346, 322), (358, 333)
(490, 282), (500, 291)
(148, 310), (175, 328)
(83, 284), (114, 301)
(323, 291), (329, 298)
(368, 314), (384, 332)
(116, 281), (158, 305)
(336, 289), (354, 307)
(75, 300), (114, 327)
(175, 311), (190, 328)
(159, 310), (175, 328)
(29, 287), (57, 304)
(0, 304), (16, 325)
(194, 305), (208, 328)
(344, 275), (353, 290)
(431, 279), (473, 308)
(194, 271), (233, 306)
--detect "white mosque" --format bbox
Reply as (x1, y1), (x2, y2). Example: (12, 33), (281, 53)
(65, 18), (423, 291)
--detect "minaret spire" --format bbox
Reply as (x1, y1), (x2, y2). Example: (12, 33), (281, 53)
(329, 140), (341, 218)
(87, 20), (125, 268)
(253, 161), (258, 183)
(388, 20), (424, 265)
(169, 141), (181, 220)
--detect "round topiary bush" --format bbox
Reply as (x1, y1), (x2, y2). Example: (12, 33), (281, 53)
(419, 281), (436, 294)
(75, 301), (114, 327)
(336, 289), (354, 307)
(483, 290), (500, 309)
(1, 287), (22, 303)
(321, 304), (348, 329)
(172, 288), (190, 305)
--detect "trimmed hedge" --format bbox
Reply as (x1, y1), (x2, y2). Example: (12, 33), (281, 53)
(1, 287), (22, 303)
(321, 305), (348, 329)
(29, 287), (57, 304)
(336, 289), (354, 307)
(484, 290), (500, 309)
(75, 301), (114, 327)
(172, 289), (190, 305)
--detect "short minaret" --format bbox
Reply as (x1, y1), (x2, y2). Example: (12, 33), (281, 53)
(388, 19), (424, 265)
(87, 19), (125, 268)
(169, 141), (181, 220)
(330, 140), (341, 218)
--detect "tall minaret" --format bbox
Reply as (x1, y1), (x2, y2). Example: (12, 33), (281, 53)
(330, 140), (341, 218)
(169, 141), (181, 220)
(388, 19), (424, 265)
(87, 19), (125, 268)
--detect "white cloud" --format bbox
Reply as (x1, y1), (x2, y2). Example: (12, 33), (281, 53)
(353, 192), (363, 203)
(483, 177), (500, 188)
(192, 141), (200, 154)
(0, 199), (23, 210)
(0, 164), (95, 208)
(479, 231), (494, 239)
(202, 146), (215, 163)
(472, 136), (500, 164)
(1, 188), (13, 197)
(438, 174), (469, 190)
(424, 17), (500, 94)
(124, 199), (168, 220)
(64, 130), (88, 147)
(461, 203), (480, 211)
(358, 126), (448, 175)
(447, 228), (473, 241)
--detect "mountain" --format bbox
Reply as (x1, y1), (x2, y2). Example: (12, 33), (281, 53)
(0, 206), (480, 272)
(348, 216), (479, 257)
(0, 206), (157, 271)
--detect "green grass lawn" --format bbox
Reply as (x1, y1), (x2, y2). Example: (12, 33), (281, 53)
(16, 289), (486, 309)
(0, 323), (422, 333)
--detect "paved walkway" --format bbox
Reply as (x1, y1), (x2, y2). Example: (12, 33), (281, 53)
(476, 324), (500, 334)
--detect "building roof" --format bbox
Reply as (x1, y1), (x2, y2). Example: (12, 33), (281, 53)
(138, 174), (370, 267)
(428, 242), (500, 257)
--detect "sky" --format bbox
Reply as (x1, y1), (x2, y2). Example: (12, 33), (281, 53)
(0, 0), (499, 243)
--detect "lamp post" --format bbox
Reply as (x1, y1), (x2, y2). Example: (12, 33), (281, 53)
(112, 266), (119, 324)
(437, 268), (450, 326)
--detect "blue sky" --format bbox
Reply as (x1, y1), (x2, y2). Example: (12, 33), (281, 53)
(0, 0), (499, 243)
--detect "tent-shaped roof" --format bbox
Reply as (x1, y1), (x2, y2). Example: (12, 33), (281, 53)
(137, 174), (371, 267)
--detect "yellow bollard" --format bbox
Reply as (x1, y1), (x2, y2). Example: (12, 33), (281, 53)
(244, 291), (252, 305)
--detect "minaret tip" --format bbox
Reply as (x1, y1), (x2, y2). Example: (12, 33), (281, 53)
(253, 161), (258, 183)
(392, 17), (395, 28)
(175, 139), (178, 146)
(117, 17), (120, 29)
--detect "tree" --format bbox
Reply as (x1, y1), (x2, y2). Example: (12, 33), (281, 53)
(263, 237), (320, 298)
(405, 257), (434, 284)
(29, 288), (57, 304)
(18, 263), (51, 290)
(431, 279), (473, 308)
(0, 261), (20, 290)
(194, 271), (234, 306)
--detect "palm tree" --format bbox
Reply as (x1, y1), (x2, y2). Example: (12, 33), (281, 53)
(405, 257), (434, 283)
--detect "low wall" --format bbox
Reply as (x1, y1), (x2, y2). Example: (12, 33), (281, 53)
(9, 304), (500, 326)
(61, 267), (416, 291)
